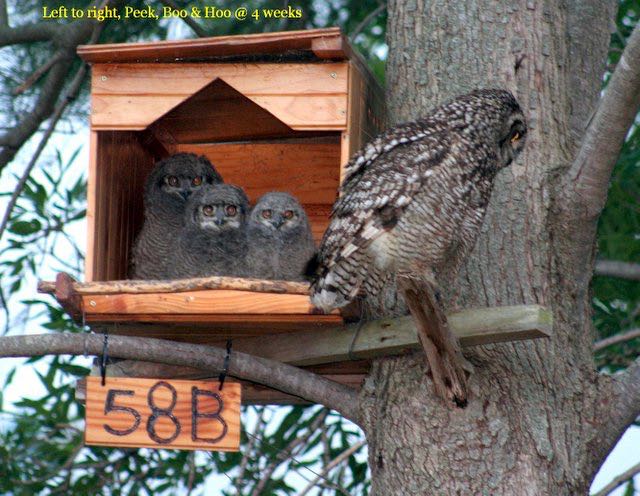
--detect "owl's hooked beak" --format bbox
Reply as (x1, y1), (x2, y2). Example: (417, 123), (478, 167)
(179, 190), (191, 201)
(214, 209), (226, 226)
(272, 217), (285, 229)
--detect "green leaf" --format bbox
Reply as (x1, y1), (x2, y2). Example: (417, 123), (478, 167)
(8, 219), (42, 235)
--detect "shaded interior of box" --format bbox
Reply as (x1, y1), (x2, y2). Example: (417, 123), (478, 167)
(90, 80), (342, 283)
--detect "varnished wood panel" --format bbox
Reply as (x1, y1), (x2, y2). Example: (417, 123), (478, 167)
(89, 63), (348, 132)
(91, 93), (347, 131)
(91, 63), (348, 96)
(78, 28), (346, 63)
(89, 131), (152, 282)
(82, 290), (325, 315)
(85, 377), (240, 451)
(177, 142), (340, 204)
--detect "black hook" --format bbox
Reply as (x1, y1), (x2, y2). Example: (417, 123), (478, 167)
(100, 333), (109, 387)
(218, 340), (232, 391)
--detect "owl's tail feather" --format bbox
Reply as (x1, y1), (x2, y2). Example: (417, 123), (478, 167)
(310, 250), (389, 314)
(309, 253), (368, 313)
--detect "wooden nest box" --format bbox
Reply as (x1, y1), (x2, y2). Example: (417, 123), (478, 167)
(71, 28), (386, 402)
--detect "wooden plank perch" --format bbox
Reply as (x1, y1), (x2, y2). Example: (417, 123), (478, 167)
(91, 304), (552, 377)
(38, 273), (310, 296)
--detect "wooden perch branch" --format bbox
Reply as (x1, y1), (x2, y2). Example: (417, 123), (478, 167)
(0, 333), (360, 423)
(564, 23), (640, 220)
(78, 305), (553, 381)
(38, 273), (310, 296)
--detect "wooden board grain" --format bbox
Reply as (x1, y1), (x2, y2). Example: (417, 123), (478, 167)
(82, 290), (325, 315)
(85, 377), (240, 451)
(91, 63), (348, 96)
(177, 142), (340, 205)
(78, 28), (346, 63)
(90, 63), (348, 132)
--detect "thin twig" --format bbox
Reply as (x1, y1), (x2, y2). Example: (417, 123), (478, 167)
(160, 0), (208, 37)
(0, 19), (104, 243)
(350, 2), (386, 41)
(12, 442), (83, 485)
(595, 260), (640, 281)
(595, 328), (640, 352)
(296, 440), (367, 496)
(13, 52), (66, 96)
(234, 406), (266, 491)
(591, 461), (640, 496)
(185, 452), (196, 496)
(250, 410), (329, 496)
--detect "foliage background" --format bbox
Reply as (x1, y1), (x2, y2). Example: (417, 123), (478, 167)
(0, 0), (637, 494)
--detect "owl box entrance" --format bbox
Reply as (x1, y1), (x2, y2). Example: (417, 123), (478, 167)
(88, 79), (341, 283)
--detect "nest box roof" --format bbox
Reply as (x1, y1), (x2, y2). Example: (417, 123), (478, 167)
(77, 27), (354, 64)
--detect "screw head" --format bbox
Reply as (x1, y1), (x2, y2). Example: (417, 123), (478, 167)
(100, 75), (107, 81)
(330, 72), (337, 79)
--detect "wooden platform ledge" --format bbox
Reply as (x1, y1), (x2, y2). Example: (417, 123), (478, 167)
(38, 273), (310, 296)
(81, 304), (552, 388)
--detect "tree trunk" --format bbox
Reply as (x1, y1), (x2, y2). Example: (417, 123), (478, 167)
(359, 1), (619, 493)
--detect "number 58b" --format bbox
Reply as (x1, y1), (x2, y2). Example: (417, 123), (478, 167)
(103, 380), (228, 445)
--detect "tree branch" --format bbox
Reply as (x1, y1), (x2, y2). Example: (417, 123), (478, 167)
(594, 328), (640, 352)
(0, 62), (88, 242)
(250, 409), (329, 496)
(0, 0), (8, 28)
(591, 460), (640, 496)
(0, 333), (360, 423)
(350, 2), (386, 41)
(0, 23), (58, 46)
(297, 440), (367, 496)
(591, 357), (640, 470)
(564, 23), (640, 220)
(160, 0), (208, 37)
(595, 260), (640, 281)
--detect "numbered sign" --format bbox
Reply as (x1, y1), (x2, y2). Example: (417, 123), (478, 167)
(85, 377), (240, 451)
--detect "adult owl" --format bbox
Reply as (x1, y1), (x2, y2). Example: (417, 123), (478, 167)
(130, 152), (223, 279)
(246, 192), (316, 281)
(309, 89), (527, 313)
(169, 184), (250, 279)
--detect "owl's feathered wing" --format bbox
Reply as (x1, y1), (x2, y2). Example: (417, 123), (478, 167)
(310, 120), (451, 312)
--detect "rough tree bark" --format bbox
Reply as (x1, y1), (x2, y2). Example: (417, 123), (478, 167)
(358, 1), (631, 494)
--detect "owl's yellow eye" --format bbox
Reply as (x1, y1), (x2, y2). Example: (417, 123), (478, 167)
(226, 205), (237, 216)
(283, 210), (294, 220)
(261, 210), (272, 219)
(167, 175), (179, 187)
(510, 132), (521, 143)
(203, 205), (214, 216)
(192, 176), (203, 186)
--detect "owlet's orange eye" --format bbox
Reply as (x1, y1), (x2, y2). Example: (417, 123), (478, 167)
(510, 132), (521, 143)
(226, 205), (237, 216)
(192, 176), (203, 186)
(261, 209), (272, 219)
(283, 210), (294, 219)
(203, 205), (214, 216)
(167, 175), (179, 187)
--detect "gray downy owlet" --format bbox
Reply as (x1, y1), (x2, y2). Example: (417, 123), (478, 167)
(130, 152), (223, 279)
(246, 192), (316, 281)
(169, 184), (250, 279)
(309, 88), (527, 313)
